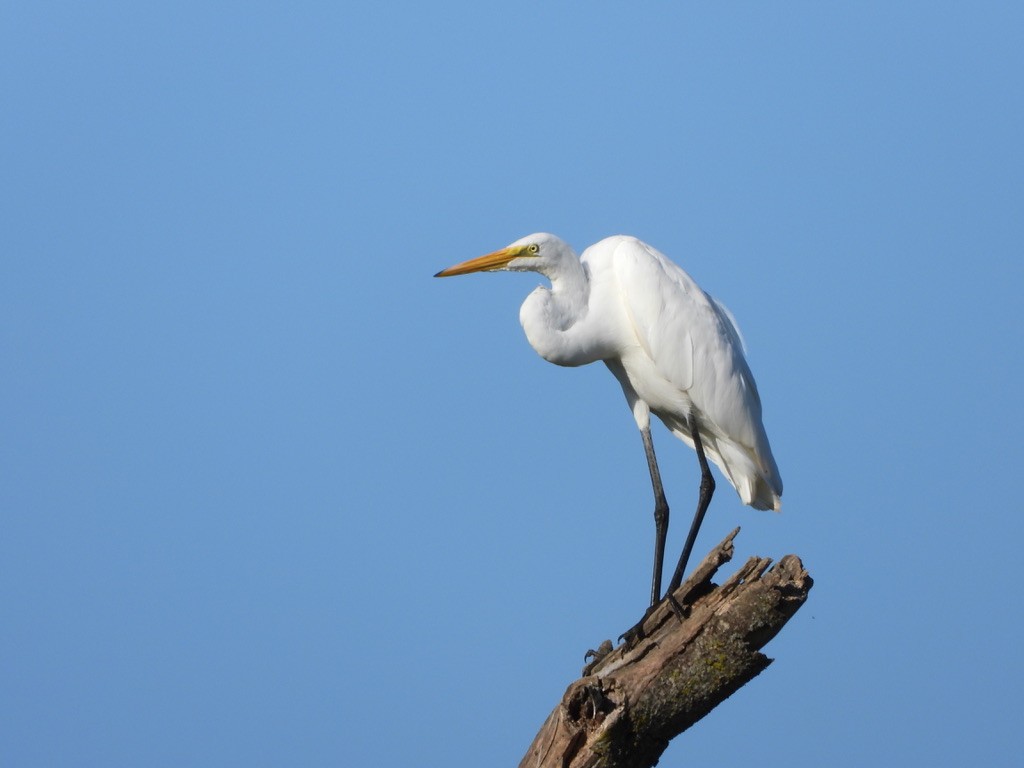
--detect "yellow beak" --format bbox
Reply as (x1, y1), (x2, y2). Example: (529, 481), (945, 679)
(434, 246), (526, 277)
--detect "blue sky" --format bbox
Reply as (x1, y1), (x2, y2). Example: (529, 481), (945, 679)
(3, 2), (1022, 765)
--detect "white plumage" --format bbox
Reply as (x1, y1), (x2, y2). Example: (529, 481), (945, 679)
(436, 233), (782, 605)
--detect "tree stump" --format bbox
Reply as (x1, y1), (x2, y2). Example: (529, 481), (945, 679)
(519, 528), (813, 768)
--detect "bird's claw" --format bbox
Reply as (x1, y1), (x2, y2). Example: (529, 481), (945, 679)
(618, 604), (657, 648)
(617, 624), (643, 648)
(582, 639), (614, 676)
(617, 594), (690, 649)
(584, 639), (613, 663)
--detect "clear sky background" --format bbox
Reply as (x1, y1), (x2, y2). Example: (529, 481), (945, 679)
(3, 2), (1022, 766)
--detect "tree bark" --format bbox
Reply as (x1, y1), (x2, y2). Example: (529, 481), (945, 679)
(519, 528), (813, 768)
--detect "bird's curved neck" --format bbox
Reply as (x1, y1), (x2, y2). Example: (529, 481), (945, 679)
(520, 257), (599, 367)
(542, 257), (589, 325)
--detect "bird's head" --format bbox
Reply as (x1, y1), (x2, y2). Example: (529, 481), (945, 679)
(434, 233), (572, 278)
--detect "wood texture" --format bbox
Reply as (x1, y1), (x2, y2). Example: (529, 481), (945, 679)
(519, 529), (812, 768)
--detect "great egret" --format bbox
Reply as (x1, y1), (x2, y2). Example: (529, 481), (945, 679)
(435, 233), (782, 607)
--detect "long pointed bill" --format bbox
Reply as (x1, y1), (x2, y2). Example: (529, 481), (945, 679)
(434, 245), (527, 277)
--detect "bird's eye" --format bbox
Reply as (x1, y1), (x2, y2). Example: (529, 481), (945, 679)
(528, 244), (540, 254)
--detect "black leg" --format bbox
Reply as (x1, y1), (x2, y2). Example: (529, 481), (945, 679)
(666, 413), (716, 596)
(640, 425), (669, 607)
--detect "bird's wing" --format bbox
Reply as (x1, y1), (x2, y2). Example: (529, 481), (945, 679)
(605, 238), (695, 390)
(598, 237), (781, 508)
(609, 238), (715, 392)
(609, 237), (764, 436)
(708, 295), (747, 355)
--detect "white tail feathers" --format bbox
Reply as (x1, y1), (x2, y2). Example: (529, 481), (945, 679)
(706, 436), (783, 512)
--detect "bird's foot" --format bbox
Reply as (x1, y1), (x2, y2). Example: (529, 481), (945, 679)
(581, 639), (614, 676)
(618, 604), (658, 648)
(618, 593), (690, 649)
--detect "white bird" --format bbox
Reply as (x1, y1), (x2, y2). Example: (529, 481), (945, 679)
(435, 233), (782, 607)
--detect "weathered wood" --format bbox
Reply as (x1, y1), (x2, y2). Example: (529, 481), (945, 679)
(519, 528), (813, 768)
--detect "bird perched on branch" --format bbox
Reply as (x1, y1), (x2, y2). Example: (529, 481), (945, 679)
(435, 233), (782, 608)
